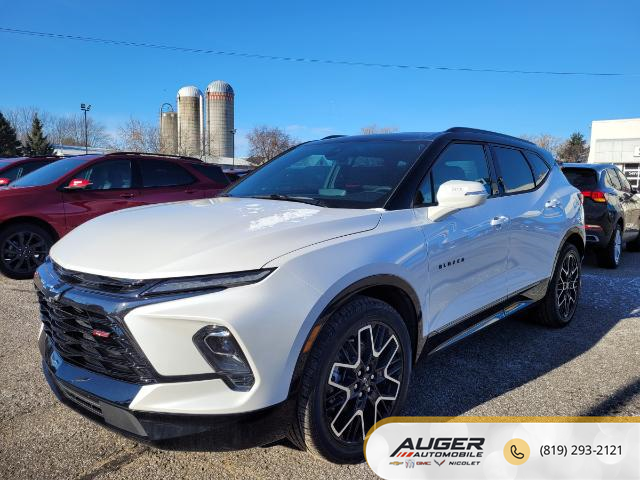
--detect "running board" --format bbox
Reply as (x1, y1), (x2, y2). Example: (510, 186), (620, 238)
(428, 299), (535, 355)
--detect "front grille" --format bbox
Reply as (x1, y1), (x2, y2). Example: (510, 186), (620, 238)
(38, 291), (156, 384)
(58, 382), (103, 417)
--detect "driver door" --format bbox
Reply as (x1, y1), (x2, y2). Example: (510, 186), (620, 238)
(62, 159), (139, 232)
(413, 142), (510, 337)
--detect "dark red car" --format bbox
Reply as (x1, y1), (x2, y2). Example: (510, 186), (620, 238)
(0, 152), (230, 279)
(0, 156), (60, 186)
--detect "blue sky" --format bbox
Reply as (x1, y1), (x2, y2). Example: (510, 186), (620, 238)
(1, 0), (638, 156)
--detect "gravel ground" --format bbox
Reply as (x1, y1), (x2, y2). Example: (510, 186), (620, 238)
(0, 251), (638, 479)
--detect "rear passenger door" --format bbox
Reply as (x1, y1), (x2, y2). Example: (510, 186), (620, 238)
(135, 159), (204, 204)
(491, 146), (558, 295)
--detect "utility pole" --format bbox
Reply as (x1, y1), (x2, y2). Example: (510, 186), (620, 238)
(80, 103), (91, 154)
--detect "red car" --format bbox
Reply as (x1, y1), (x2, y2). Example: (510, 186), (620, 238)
(0, 152), (230, 279)
(0, 156), (60, 186)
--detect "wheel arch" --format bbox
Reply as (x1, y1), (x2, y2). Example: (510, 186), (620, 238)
(551, 226), (585, 276)
(0, 216), (60, 242)
(287, 274), (423, 396)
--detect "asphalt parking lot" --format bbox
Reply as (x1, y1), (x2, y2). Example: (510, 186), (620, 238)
(1, 251), (638, 480)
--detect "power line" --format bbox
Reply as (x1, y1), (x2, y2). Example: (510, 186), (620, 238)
(1, 26), (638, 78)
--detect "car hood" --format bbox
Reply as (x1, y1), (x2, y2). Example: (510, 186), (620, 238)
(50, 197), (381, 279)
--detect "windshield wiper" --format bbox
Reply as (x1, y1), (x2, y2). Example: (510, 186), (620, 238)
(249, 194), (328, 207)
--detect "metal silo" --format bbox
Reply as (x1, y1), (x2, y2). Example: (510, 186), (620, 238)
(159, 104), (178, 155)
(177, 86), (203, 157)
(206, 80), (235, 158)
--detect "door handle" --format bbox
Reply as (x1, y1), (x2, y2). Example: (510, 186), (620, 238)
(490, 215), (510, 226)
(119, 193), (134, 199)
(545, 199), (562, 208)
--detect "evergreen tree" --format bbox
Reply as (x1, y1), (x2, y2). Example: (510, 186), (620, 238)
(557, 132), (590, 163)
(0, 111), (22, 157)
(24, 114), (54, 156)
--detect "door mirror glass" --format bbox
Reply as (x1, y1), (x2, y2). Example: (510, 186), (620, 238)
(428, 180), (487, 221)
(65, 178), (93, 190)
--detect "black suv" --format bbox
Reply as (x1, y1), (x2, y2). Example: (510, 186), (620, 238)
(562, 163), (640, 268)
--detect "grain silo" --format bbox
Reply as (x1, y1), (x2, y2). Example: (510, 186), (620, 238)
(206, 80), (235, 158)
(159, 104), (178, 155)
(177, 86), (203, 157)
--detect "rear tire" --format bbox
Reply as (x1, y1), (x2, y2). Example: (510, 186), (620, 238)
(534, 243), (581, 328)
(596, 224), (622, 269)
(0, 223), (53, 279)
(291, 296), (412, 464)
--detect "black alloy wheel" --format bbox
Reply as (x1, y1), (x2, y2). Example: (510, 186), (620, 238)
(0, 224), (53, 279)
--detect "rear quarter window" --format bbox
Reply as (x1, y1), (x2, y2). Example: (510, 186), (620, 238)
(190, 164), (230, 185)
(562, 168), (598, 189)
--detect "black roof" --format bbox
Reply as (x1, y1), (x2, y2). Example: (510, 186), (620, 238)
(561, 162), (613, 170)
(316, 127), (539, 150)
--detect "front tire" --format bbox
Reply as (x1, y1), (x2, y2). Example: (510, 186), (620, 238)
(0, 223), (53, 279)
(292, 296), (412, 464)
(534, 242), (581, 327)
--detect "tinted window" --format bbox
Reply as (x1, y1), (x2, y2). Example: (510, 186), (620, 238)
(75, 160), (132, 190)
(228, 140), (429, 209)
(493, 147), (535, 193)
(417, 143), (491, 205)
(0, 165), (23, 182)
(11, 156), (94, 187)
(614, 168), (632, 192)
(190, 163), (230, 185)
(562, 168), (598, 189)
(139, 160), (195, 188)
(605, 169), (622, 190)
(21, 160), (48, 176)
(524, 152), (550, 186)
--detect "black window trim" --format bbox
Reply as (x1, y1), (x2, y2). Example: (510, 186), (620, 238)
(413, 140), (497, 208)
(489, 144), (547, 197)
(135, 158), (197, 190)
(523, 150), (551, 188)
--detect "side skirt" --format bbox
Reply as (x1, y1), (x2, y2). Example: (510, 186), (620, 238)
(425, 279), (549, 356)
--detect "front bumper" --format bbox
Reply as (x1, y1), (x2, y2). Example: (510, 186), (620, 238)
(40, 334), (293, 449)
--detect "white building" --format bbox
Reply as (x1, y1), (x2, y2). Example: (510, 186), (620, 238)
(588, 118), (640, 188)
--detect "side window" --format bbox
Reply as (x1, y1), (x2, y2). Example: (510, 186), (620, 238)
(614, 168), (632, 192)
(605, 169), (622, 191)
(416, 143), (491, 205)
(190, 164), (230, 185)
(0, 165), (23, 182)
(139, 160), (195, 188)
(524, 151), (550, 186)
(493, 147), (535, 193)
(75, 160), (132, 190)
(21, 161), (47, 176)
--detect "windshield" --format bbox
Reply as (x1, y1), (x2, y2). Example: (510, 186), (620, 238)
(10, 156), (94, 187)
(227, 140), (430, 208)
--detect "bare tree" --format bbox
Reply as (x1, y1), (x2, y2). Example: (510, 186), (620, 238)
(246, 126), (297, 165)
(115, 117), (160, 153)
(360, 124), (398, 135)
(520, 133), (562, 156)
(4, 107), (112, 148)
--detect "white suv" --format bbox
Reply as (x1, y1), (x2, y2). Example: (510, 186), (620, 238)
(36, 128), (584, 464)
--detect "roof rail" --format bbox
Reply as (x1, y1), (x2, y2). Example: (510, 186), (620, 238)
(446, 127), (535, 146)
(321, 135), (347, 140)
(105, 151), (203, 162)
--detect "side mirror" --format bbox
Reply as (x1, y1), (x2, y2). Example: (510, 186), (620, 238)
(428, 180), (488, 221)
(65, 178), (92, 190)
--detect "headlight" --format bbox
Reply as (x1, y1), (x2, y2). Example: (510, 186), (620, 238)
(142, 269), (274, 296)
(193, 326), (254, 391)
